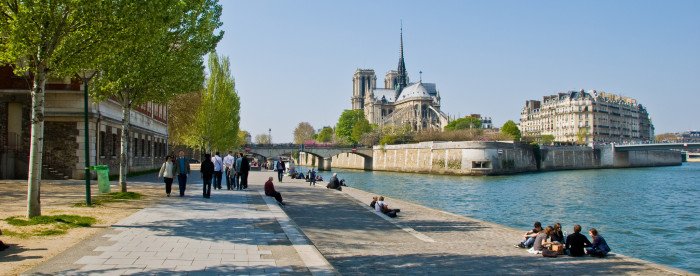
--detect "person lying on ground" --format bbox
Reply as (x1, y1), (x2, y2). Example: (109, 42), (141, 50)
(375, 196), (400, 218)
(264, 176), (285, 206)
(586, 228), (611, 257)
(516, 221), (542, 248)
(565, 224), (592, 257)
(326, 173), (342, 190)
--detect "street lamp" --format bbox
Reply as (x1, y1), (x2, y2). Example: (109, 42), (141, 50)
(268, 128), (271, 144)
(80, 69), (97, 206)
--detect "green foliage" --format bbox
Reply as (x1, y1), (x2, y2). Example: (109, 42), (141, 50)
(541, 134), (555, 145)
(255, 134), (271, 145)
(73, 191), (144, 207)
(193, 53), (241, 151)
(500, 120), (522, 141)
(576, 128), (589, 145)
(335, 110), (370, 144)
(447, 159), (462, 170)
(445, 116), (482, 131)
(293, 122), (315, 144)
(316, 126), (334, 143)
(6, 215), (96, 227)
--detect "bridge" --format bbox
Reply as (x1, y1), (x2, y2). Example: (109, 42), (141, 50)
(612, 143), (700, 151)
(243, 144), (373, 171)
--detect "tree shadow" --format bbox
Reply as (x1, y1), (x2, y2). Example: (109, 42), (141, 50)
(0, 243), (45, 262)
(29, 262), (313, 276)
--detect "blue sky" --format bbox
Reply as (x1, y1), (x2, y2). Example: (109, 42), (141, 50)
(217, 0), (699, 143)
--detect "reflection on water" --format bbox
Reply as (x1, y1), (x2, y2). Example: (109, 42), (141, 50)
(302, 163), (700, 274)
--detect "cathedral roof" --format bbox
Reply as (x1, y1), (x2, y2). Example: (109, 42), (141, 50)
(396, 82), (432, 102)
(372, 89), (396, 102)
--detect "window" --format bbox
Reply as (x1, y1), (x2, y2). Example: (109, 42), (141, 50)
(100, 131), (106, 157)
(141, 139), (145, 156)
(133, 138), (138, 156)
(472, 161), (491, 169)
(147, 140), (151, 156)
(112, 133), (118, 156)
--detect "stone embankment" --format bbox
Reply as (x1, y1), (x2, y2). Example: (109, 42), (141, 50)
(300, 141), (682, 175)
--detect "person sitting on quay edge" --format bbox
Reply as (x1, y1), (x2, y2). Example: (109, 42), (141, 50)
(516, 221), (543, 248)
(369, 196), (378, 209)
(375, 196), (400, 218)
(528, 225), (554, 254)
(326, 173), (342, 191)
(264, 176), (285, 206)
(565, 224), (592, 257)
(550, 222), (565, 244)
(586, 228), (611, 257)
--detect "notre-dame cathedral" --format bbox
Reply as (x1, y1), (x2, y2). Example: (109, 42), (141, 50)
(351, 28), (449, 131)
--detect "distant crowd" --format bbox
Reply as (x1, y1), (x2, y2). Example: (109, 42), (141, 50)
(158, 150), (252, 198)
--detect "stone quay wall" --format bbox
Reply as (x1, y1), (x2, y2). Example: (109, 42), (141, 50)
(328, 141), (682, 175)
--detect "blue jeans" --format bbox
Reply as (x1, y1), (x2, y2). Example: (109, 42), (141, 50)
(177, 174), (187, 197)
(213, 171), (222, 189)
(522, 236), (536, 248)
(277, 170), (284, 182)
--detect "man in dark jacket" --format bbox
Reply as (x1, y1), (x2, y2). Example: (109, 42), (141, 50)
(326, 173), (341, 190)
(276, 158), (286, 182)
(200, 154), (215, 198)
(239, 153), (250, 190)
(173, 150), (191, 197)
(565, 224), (592, 256)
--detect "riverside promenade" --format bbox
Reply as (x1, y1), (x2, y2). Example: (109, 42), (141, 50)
(23, 170), (689, 275)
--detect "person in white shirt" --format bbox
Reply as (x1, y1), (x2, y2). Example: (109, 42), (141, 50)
(374, 196), (400, 218)
(211, 152), (224, 190)
(223, 151), (235, 190)
(158, 155), (175, 197)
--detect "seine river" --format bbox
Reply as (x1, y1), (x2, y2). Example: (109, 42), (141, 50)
(304, 162), (700, 273)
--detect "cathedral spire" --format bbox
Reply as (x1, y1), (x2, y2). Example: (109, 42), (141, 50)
(396, 22), (408, 96)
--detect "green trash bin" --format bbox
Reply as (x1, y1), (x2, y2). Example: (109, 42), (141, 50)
(92, 165), (111, 193)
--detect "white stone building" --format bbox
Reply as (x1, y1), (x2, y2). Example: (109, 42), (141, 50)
(520, 90), (654, 144)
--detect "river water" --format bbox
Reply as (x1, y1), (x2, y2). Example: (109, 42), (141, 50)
(300, 163), (700, 273)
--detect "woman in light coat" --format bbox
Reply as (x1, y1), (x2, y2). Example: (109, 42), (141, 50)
(158, 155), (175, 197)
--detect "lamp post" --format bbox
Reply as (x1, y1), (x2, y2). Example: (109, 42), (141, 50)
(268, 128), (271, 145)
(80, 70), (97, 206)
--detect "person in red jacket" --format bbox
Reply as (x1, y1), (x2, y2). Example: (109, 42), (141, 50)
(264, 177), (285, 205)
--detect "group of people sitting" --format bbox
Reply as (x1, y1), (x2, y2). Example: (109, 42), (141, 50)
(369, 196), (401, 218)
(516, 221), (611, 258)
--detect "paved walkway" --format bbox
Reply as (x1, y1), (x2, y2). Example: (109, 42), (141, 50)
(271, 173), (689, 275)
(25, 172), (334, 275)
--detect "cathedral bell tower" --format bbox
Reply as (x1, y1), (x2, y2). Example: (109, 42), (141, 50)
(352, 69), (376, 110)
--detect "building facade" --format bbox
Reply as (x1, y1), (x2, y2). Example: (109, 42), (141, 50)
(520, 90), (654, 144)
(0, 65), (168, 180)
(351, 29), (448, 131)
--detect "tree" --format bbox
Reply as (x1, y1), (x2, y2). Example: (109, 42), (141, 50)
(293, 122), (315, 144)
(255, 134), (271, 145)
(336, 109), (370, 144)
(351, 119), (372, 144)
(576, 127), (589, 145)
(239, 130), (251, 144)
(501, 120), (521, 141)
(541, 134), (555, 145)
(168, 91), (202, 146)
(1, 0), (123, 217)
(316, 127), (334, 143)
(192, 53), (240, 152)
(655, 133), (678, 143)
(91, 1), (223, 192)
(444, 116), (482, 131)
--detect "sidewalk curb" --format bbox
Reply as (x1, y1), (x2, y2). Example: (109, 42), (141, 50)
(257, 191), (338, 276)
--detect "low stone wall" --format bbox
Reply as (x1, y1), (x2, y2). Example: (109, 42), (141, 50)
(372, 141), (537, 175)
(330, 142), (682, 175)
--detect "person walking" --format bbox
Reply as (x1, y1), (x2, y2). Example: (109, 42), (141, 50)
(276, 158), (286, 182)
(212, 152), (224, 190)
(223, 151), (235, 190)
(234, 153), (242, 190)
(201, 154), (215, 198)
(173, 150), (191, 197)
(239, 153), (250, 190)
(309, 169), (316, 186)
(158, 155), (175, 197)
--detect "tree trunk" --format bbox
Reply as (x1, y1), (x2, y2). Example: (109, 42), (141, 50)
(27, 67), (47, 218)
(118, 98), (131, 192)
